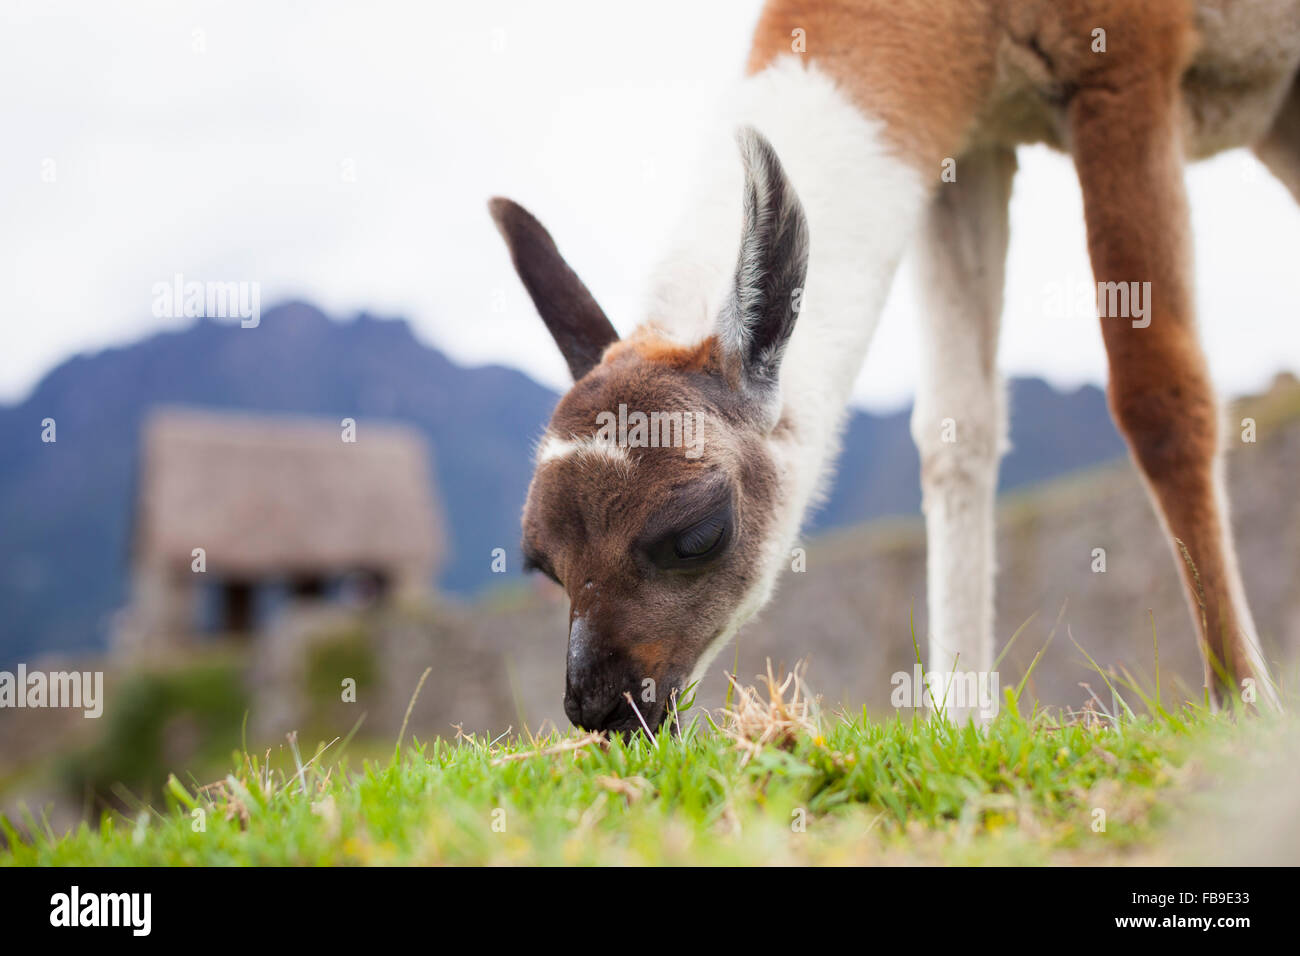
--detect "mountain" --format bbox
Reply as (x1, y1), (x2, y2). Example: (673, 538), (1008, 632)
(0, 302), (1125, 662)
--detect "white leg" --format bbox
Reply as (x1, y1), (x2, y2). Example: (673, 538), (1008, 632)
(909, 148), (1017, 723)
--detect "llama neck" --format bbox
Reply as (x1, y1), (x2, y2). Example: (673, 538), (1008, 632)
(645, 57), (930, 532)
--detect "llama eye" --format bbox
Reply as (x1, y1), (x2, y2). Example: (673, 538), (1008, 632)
(675, 515), (727, 558)
(643, 497), (734, 570)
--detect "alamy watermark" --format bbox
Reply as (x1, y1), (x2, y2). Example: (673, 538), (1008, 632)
(891, 665), (1000, 720)
(0, 664), (103, 718)
(50, 886), (150, 935)
(1030, 277), (1152, 328)
(594, 403), (704, 459)
(151, 273), (261, 328)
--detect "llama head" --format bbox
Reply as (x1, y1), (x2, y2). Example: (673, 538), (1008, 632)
(489, 128), (809, 733)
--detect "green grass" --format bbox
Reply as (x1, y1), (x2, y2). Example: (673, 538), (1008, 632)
(2, 688), (1287, 865)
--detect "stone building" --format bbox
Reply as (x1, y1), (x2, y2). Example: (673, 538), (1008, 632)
(115, 408), (442, 656)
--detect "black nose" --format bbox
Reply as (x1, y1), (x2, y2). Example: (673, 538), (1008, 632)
(563, 691), (619, 731)
(564, 690), (668, 734)
(564, 617), (666, 733)
(564, 616), (622, 729)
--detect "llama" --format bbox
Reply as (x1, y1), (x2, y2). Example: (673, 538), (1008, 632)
(490, 0), (1298, 731)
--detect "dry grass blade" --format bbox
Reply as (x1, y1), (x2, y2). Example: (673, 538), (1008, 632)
(717, 659), (818, 766)
(395, 666), (433, 753)
(624, 692), (659, 748)
(489, 731), (605, 766)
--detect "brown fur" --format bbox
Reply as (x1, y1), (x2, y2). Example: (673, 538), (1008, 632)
(603, 329), (722, 374)
(1063, 12), (1251, 695)
(496, 131), (813, 731)
(747, 1), (1300, 163)
(522, 341), (780, 730)
(748, 0), (1001, 170)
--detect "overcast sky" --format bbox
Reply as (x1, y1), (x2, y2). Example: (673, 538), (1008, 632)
(3, 0), (1299, 412)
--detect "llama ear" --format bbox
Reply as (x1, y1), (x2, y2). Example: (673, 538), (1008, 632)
(717, 127), (809, 395)
(488, 197), (620, 380)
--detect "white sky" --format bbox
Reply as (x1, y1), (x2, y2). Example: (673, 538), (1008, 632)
(2, 0), (1299, 412)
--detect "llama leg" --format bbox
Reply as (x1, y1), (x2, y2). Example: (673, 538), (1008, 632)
(910, 147), (1016, 723)
(1255, 78), (1300, 202)
(1070, 74), (1278, 709)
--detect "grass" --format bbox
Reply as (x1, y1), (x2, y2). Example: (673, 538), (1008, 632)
(1, 673), (1290, 865)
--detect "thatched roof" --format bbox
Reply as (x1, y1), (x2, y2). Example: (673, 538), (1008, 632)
(133, 408), (442, 579)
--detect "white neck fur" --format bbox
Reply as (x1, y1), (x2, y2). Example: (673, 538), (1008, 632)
(647, 58), (927, 538)
(645, 57), (931, 684)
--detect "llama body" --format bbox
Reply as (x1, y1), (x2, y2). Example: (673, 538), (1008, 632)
(493, 0), (1300, 730)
